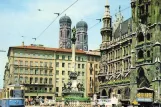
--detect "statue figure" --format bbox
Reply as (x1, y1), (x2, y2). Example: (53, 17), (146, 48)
(71, 26), (76, 44)
(136, 67), (150, 88)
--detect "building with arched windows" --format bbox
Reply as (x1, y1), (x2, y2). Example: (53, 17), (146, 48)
(99, 0), (161, 106)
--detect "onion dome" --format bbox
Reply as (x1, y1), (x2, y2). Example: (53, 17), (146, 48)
(76, 20), (88, 28)
(59, 15), (72, 23)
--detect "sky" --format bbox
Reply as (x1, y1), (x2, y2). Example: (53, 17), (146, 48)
(0, 0), (131, 88)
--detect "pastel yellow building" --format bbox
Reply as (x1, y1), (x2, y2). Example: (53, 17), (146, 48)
(3, 44), (100, 99)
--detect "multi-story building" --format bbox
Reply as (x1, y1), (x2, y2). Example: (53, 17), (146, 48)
(3, 44), (100, 99)
(99, 0), (161, 106)
(86, 50), (100, 97)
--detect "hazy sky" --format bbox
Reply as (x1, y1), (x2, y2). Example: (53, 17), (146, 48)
(0, 0), (131, 88)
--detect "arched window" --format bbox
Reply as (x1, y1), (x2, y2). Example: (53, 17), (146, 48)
(147, 51), (150, 57)
(49, 78), (52, 84)
(138, 50), (144, 59)
(45, 78), (48, 84)
(102, 89), (107, 96)
(40, 78), (43, 83)
(147, 33), (151, 41)
(35, 77), (38, 83)
(138, 32), (144, 42)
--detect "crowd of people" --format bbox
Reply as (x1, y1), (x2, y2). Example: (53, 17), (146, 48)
(25, 97), (48, 106)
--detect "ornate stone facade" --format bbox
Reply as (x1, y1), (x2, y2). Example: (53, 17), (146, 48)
(99, 0), (161, 106)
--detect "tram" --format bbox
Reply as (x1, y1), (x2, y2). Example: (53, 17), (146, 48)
(0, 84), (25, 107)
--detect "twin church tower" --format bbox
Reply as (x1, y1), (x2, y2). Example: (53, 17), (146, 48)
(59, 15), (88, 51)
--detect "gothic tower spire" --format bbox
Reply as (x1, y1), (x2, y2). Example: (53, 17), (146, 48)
(101, 0), (112, 43)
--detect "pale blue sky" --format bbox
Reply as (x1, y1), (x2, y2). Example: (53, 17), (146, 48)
(0, 0), (131, 88)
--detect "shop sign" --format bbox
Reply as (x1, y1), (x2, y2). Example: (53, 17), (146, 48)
(136, 93), (153, 102)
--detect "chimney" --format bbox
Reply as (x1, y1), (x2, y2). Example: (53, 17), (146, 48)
(22, 41), (24, 46)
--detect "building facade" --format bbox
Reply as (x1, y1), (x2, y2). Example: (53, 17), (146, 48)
(86, 50), (100, 97)
(3, 44), (100, 99)
(99, 0), (161, 106)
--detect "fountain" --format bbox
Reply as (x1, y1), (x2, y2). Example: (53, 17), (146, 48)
(62, 27), (89, 104)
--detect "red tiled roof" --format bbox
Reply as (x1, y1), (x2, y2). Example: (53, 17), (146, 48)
(7, 45), (86, 56)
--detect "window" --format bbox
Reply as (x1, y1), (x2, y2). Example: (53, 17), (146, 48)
(30, 69), (33, 74)
(35, 87), (37, 91)
(20, 60), (23, 65)
(147, 33), (150, 41)
(68, 71), (70, 75)
(35, 78), (38, 83)
(25, 61), (28, 66)
(138, 32), (144, 42)
(78, 64), (80, 68)
(62, 63), (65, 67)
(78, 72), (80, 76)
(44, 78), (48, 84)
(49, 62), (52, 67)
(95, 64), (98, 69)
(62, 78), (65, 83)
(30, 61), (33, 66)
(56, 87), (59, 92)
(20, 68), (23, 73)
(147, 51), (150, 57)
(40, 78), (43, 83)
(56, 70), (59, 75)
(78, 57), (80, 61)
(35, 62), (38, 66)
(138, 50), (144, 59)
(45, 70), (47, 75)
(68, 56), (71, 60)
(44, 62), (47, 67)
(82, 64), (85, 69)
(40, 62), (43, 66)
(25, 68), (28, 74)
(35, 69), (39, 74)
(40, 69), (43, 75)
(62, 55), (65, 60)
(49, 78), (52, 84)
(14, 60), (18, 65)
(56, 55), (59, 59)
(82, 72), (84, 76)
(68, 63), (71, 68)
(49, 88), (52, 92)
(49, 70), (52, 75)
(62, 71), (65, 75)
(56, 62), (59, 67)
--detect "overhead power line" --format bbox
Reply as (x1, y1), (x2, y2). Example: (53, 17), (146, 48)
(34, 0), (79, 43)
